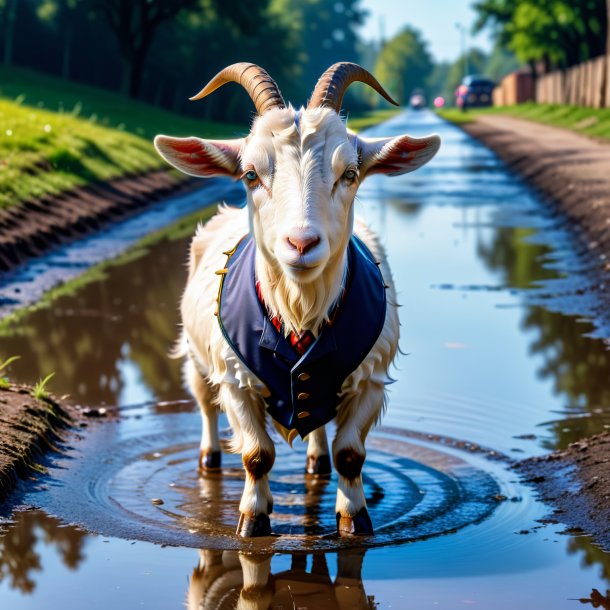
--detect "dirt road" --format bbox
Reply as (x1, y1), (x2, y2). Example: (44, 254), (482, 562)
(460, 113), (610, 552)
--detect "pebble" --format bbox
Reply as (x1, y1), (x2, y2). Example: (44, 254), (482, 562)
(151, 498), (164, 506)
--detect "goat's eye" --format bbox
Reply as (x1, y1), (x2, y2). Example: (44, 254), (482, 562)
(343, 168), (358, 182)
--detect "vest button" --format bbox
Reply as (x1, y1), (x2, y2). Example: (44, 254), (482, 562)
(298, 372), (311, 381)
(297, 411), (310, 418)
(297, 392), (310, 400)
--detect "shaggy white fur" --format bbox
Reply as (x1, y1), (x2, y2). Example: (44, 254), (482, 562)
(156, 104), (440, 536)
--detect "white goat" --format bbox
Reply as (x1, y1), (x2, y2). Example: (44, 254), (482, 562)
(155, 62), (440, 538)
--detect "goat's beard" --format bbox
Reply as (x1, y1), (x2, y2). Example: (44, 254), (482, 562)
(256, 249), (347, 336)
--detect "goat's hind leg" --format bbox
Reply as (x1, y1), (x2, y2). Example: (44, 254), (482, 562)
(306, 426), (331, 477)
(333, 383), (384, 536)
(185, 358), (221, 470)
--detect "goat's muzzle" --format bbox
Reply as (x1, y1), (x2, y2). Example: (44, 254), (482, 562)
(286, 230), (321, 255)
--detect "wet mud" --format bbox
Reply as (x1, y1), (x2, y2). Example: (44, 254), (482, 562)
(517, 431), (610, 551)
(0, 385), (74, 503)
(0, 169), (195, 273)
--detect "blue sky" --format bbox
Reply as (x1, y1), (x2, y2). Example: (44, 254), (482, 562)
(358, 0), (494, 62)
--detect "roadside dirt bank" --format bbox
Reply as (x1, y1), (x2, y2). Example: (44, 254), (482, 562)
(457, 114), (610, 551)
(459, 114), (610, 303)
(0, 169), (195, 273)
(0, 386), (77, 504)
(516, 432), (610, 552)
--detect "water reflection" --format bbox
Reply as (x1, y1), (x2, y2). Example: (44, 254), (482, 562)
(477, 223), (610, 450)
(0, 511), (86, 594)
(0, 236), (190, 405)
(187, 549), (372, 610)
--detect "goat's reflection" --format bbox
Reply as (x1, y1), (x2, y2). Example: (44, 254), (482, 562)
(187, 548), (373, 610)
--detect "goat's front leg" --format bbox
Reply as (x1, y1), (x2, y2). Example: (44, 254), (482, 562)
(306, 426), (331, 477)
(333, 382), (385, 536)
(186, 359), (221, 470)
(219, 384), (275, 537)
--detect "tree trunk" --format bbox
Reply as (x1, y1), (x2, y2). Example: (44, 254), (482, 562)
(601, 0), (610, 108)
(121, 58), (132, 96)
(129, 49), (147, 99)
(2, 0), (17, 67)
(62, 22), (73, 81)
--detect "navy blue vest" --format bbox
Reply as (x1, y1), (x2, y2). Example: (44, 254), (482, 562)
(217, 234), (386, 438)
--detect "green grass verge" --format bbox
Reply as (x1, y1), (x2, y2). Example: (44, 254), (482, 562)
(0, 67), (402, 210)
(346, 107), (403, 132)
(435, 108), (477, 125)
(0, 67), (244, 210)
(438, 103), (610, 142)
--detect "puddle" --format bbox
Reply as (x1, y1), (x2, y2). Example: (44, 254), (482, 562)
(1, 110), (610, 608)
(3, 417), (501, 551)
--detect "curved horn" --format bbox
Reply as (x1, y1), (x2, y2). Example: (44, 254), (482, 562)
(308, 62), (398, 112)
(189, 62), (285, 114)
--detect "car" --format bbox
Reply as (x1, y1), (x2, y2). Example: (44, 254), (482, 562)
(410, 89), (427, 109)
(456, 75), (495, 110)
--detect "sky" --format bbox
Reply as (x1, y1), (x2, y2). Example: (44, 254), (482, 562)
(358, 0), (494, 63)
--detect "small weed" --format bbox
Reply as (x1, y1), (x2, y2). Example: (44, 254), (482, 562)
(31, 372), (55, 401)
(0, 355), (20, 388)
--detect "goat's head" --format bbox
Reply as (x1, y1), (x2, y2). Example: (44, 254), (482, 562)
(155, 63), (440, 283)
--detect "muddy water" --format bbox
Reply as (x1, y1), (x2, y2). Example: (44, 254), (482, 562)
(1, 111), (610, 608)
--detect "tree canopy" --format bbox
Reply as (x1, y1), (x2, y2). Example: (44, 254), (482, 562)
(473, 0), (607, 71)
(374, 26), (433, 105)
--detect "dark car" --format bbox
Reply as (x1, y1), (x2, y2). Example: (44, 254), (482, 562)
(456, 75), (495, 110)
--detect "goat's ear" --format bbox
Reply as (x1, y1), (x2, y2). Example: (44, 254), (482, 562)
(357, 134), (440, 178)
(154, 135), (242, 178)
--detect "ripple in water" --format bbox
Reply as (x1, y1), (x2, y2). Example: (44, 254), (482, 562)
(14, 412), (502, 553)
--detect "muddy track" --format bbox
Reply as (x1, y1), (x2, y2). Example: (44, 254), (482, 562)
(457, 114), (610, 552)
(0, 170), (196, 273)
(459, 115), (610, 317)
(516, 432), (610, 552)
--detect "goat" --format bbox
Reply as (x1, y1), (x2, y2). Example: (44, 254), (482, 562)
(154, 62), (440, 538)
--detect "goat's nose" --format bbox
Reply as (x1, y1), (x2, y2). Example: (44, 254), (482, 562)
(286, 230), (321, 255)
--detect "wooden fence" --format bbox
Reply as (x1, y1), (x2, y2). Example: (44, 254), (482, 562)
(536, 56), (609, 107)
(495, 55), (610, 107)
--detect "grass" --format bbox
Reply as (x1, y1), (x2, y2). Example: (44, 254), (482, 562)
(31, 372), (55, 401)
(0, 67), (400, 211)
(436, 108), (477, 125)
(0, 355), (20, 388)
(438, 103), (610, 142)
(346, 107), (403, 132)
(0, 66), (244, 210)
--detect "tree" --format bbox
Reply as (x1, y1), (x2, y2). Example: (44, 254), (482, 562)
(0, 0), (18, 66)
(473, 0), (607, 72)
(88, 0), (200, 98)
(374, 26), (433, 105)
(275, 0), (369, 106)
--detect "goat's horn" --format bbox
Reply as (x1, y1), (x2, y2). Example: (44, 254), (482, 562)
(308, 62), (398, 112)
(189, 62), (285, 114)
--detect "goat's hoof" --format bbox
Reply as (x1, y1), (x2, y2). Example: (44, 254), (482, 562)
(236, 513), (272, 537)
(336, 508), (374, 536)
(199, 450), (221, 471)
(305, 454), (332, 477)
